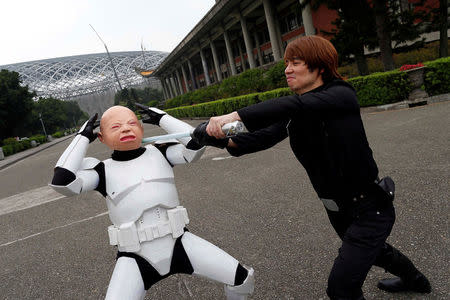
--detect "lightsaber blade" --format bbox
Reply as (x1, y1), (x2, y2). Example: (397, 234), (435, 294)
(141, 121), (247, 144)
(142, 131), (193, 143)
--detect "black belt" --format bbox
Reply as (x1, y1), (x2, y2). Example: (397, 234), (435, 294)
(321, 178), (391, 212)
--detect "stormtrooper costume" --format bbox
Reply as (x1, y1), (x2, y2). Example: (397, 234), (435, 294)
(50, 109), (254, 300)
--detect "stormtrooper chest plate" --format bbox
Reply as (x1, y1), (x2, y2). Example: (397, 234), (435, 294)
(103, 146), (180, 224)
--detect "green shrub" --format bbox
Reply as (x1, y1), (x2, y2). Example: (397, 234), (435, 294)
(218, 69), (265, 98)
(165, 93), (260, 118)
(423, 57), (450, 96)
(337, 41), (447, 78)
(164, 48), (448, 115)
(52, 131), (64, 138)
(164, 84), (221, 108)
(3, 137), (18, 145)
(264, 60), (287, 90)
(349, 70), (411, 107)
(259, 88), (294, 101)
(338, 64), (359, 79)
(20, 139), (32, 150)
(166, 69), (416, 117)
(2, 144), (14, 156)
(146, 100), (159, 107)
(165, 61), (284, 108)
(191, 84), (221, 104)
(11, 142), (24, 153)
(393, 42), (441, 68)
(30, 134), (47, 144)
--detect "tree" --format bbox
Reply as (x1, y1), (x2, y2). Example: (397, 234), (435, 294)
(373, 0), (396, 70)
(302, 0), (431, 72)
(439, 0), (448, 57)
(373, 0), (430, 70)
(431, 0), (449, 57)
(62, 100), (86, 128)
(31, 97), (86, 134)
(114, 86), (164, 108)
(323, 1), (378, 75)
(33, 97), (67, 134)
(0, 69), (35, 139)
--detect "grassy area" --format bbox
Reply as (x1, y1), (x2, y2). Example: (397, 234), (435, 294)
(338, 40), (449, 78)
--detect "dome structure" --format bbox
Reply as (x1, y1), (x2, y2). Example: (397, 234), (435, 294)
(0, 51), (168, 100)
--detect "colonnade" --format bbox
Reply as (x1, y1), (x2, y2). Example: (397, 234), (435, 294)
(159, 0), (315, 99)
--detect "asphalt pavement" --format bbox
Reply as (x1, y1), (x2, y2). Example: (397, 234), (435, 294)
(0, 101), (449, 299)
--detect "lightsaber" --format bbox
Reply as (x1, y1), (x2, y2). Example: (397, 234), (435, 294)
(142, 121), (247, 144)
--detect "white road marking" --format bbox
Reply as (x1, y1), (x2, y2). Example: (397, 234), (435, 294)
(0, 211), (108, 248)
(212, 156), (233, 161)
(0, 185), (66, 216)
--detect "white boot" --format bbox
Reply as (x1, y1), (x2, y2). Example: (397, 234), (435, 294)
(224, 267), (255, 300)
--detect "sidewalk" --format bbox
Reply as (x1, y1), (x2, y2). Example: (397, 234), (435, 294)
(0, 92), (448, 171)
(0, 134), (74, 171)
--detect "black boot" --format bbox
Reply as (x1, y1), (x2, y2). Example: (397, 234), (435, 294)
(376, 245), (431, 293)
(377, 272), (431, 293)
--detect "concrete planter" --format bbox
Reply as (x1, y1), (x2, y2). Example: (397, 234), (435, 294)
(405, 66), (429, 101)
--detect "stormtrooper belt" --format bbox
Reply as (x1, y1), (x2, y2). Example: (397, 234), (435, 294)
(107, 206), (189, 252)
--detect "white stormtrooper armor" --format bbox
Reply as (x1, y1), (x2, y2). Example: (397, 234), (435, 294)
(50, 112), (254, 300)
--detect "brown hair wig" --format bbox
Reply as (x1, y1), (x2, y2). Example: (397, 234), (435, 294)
(284, 35), (343, 81)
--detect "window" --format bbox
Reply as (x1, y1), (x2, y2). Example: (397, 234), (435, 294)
(263, 52), (274, 64)
(257, 28), (270, 44)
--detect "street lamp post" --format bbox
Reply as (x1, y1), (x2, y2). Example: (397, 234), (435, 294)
(39, 113), (48, 141)
(90, 24), (123, 91)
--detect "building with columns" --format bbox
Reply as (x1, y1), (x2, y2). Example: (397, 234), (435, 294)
(153, 0), (337, 100)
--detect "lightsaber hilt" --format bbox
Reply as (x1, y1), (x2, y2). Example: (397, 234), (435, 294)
(220, 121), (247, 137)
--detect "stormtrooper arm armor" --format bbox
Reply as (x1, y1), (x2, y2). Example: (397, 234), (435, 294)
(164, 143), (205, 165)
(49, 132), (100, 197)
(144, 108), (204, 165)
(152, 108), (193, 146)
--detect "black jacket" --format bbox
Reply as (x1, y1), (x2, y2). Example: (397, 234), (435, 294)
(228, 80), (378, 199)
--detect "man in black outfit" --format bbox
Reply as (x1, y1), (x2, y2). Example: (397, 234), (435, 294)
(192, 35), (431, 299)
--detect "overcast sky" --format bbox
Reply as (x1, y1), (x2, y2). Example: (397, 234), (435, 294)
(0, 0), (216, 66)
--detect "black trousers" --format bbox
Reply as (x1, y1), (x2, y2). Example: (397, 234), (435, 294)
(325, 191), (398, 299)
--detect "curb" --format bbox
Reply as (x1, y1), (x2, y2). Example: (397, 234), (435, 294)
(0, 134), (75, 171)
(360, 93), (450, 113)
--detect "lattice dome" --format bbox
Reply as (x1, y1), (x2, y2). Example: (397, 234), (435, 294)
(0, 51), (168, 100)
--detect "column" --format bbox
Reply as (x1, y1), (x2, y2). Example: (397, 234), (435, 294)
(300, 0), (315, 36)
(181, 63), (190, 92)
(199, 48), (211, 86)
(210, 39), (222, 82)
(165, 77), (174, 99)
(262, 0), (282, 61)
(239, 12), (256, 69)
(187, 59), (197, 90)
(169, 76), (177, 97)
(254, 32), (263, 66)
(160, 77), (168, 100)
(171, 73), (179, 96)
(223, 29), (237, 76)
(275, 17), (284, 53)
(237, 40), (247, 71)
(175, 68), (184, 94)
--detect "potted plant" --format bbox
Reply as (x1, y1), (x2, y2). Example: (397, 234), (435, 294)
(400, 63), (429, 101)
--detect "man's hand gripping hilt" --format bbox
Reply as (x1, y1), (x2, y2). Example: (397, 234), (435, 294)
(192, 121), (247, 149)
